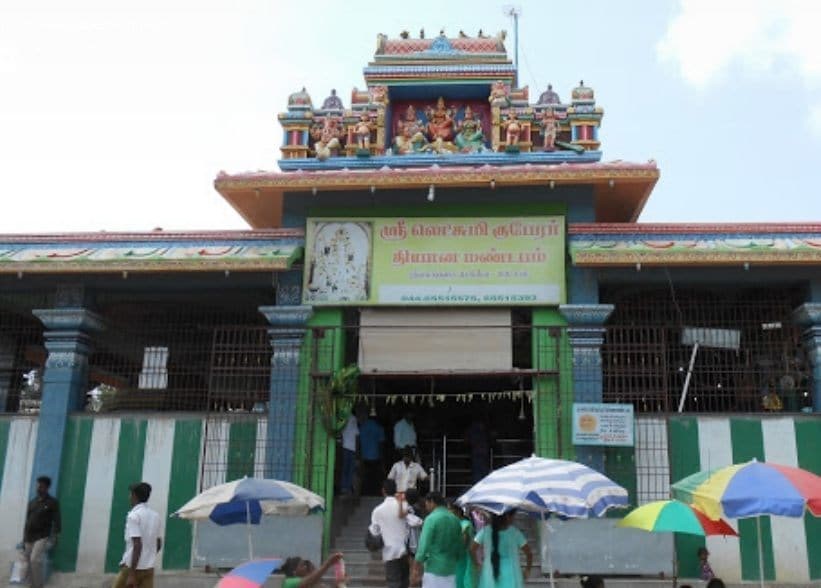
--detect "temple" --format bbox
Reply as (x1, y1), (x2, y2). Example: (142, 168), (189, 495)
(0, 30), (819, 584)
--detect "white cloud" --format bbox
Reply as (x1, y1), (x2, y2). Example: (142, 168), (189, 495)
(658, 0), (821, 131)
(658, 0), (821, 86)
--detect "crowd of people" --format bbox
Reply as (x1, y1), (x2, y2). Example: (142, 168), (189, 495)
(367, 477), (531, 588)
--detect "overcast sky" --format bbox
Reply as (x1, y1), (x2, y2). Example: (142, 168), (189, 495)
(1, 0), (820, 233)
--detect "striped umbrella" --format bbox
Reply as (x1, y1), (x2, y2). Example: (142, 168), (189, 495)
(672, 459), (821, 588)
(457, 456), (628, 588)
(456, 455), (629, 518)
(173, 477), (324, 560)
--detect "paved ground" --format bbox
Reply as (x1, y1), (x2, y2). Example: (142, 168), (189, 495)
(1, 572), (817, 587)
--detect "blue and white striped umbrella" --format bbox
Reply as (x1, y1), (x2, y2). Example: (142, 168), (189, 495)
(172, 477), (325, 525)
(456, 456), (628, 518)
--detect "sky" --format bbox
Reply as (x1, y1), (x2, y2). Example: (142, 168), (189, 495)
(1, 0), (820, 233)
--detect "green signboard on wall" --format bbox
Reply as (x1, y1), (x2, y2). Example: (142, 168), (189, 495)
(303, 216), (565, 306)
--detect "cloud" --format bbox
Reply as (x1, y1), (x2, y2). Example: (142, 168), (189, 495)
(658, 0), (821, 86)
(658, 0), (821, 131)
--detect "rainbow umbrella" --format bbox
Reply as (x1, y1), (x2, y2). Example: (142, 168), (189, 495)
(216, 558), (283, 588)
(617, 499), (738, 537)
(672, 459), (821, 587)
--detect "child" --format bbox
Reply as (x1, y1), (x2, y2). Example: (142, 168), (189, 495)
(698, 546), (715, 581)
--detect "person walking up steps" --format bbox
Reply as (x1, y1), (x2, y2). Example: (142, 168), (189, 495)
(411, 492), (464, 588)
(371, 479), (410, 588)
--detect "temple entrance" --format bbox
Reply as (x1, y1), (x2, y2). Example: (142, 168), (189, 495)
(354, 373), (535, 498)
(331, 306), (564, 499)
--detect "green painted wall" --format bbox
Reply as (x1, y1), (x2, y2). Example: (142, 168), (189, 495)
(668, 417), (705, 579)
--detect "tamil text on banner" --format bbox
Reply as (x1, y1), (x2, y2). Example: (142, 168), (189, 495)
(303, 216), (565, 306)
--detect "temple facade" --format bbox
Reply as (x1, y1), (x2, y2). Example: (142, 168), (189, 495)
(0, 30), (819, 583)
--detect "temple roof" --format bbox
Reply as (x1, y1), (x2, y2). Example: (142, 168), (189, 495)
(377, 35), (508, 58)
(215, 161), (659, 228)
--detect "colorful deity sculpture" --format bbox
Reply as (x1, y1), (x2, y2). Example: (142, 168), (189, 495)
(425, 97), (455, 141)
(368, 85), (388, 105)
(489, 81), (510, 107)
(315, 116), (343, 161)
(503, 110), (521, 148)
(454, 106), (486, 152)
(540, 108), (559, 152)
(355, 112), (374, 151)
(393, 105), (427, 154)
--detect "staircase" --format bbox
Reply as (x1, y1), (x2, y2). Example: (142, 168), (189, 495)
(331, 496), (386, 587)
(331, 497), (544, 587)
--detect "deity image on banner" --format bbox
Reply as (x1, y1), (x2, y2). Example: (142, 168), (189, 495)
(305, 221), (372, 303)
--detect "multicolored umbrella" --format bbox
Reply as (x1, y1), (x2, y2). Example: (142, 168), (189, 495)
(672, 459), (821, 588)
(215, 558), (283, 588)
(671, 459), (821, 521)
(617, 499), (738, 536)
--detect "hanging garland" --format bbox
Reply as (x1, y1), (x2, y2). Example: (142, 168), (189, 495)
(381, 390), (534, 405)
(317, 364), (361, 435)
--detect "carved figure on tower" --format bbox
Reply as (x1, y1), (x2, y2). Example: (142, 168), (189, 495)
(537, 84), (561, 106)
(489, 81), (510, 107)
(393, 105), (427, 154)
(315, 116), (343, 161)
(355, 112), (374, 151)
(368, 85), (388, 105)
(504, 110), (521, 148)
(425, 97), (455, 142)
(454, 106), (486, 153)
(539, 108), (559, 152)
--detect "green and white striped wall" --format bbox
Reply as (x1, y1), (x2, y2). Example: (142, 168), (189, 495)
(0, 415), (269, 575)
(669, 416), (821, 583)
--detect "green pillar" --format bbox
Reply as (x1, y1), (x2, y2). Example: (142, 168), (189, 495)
(532, 308), (573, 460)
(295, 308), (345, 556)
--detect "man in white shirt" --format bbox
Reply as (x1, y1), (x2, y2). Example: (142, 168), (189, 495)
(113, 482), (162, 588)
(370, 479), (409, 588)
(340, 412), (359, 495)
(388, 447), (428, 493)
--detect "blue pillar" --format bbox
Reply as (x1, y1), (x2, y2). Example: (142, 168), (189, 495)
(259, 304), (313, 480)
(559, 303), (614, 472)
(30, 307), (103, 494)
(793, 303), (821, 412)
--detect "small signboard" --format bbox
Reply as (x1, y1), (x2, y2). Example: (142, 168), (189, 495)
(572, 403), (634, 447)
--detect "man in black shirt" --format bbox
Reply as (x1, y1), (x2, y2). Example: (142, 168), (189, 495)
(23, 475), (61, 588)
